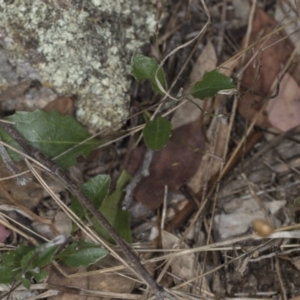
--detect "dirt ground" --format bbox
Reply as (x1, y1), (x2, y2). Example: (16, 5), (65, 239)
(1, 0), (300, 299)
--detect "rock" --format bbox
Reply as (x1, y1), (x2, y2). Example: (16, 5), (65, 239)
(0, 0), (157, 132)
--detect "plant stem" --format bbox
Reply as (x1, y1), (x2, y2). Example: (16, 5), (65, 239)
(0, 121), (167, 300)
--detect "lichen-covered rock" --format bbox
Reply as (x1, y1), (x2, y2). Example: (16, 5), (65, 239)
(0, 0), (156, 132)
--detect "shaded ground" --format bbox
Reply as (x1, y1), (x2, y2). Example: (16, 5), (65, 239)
(1, 0), (300, 299)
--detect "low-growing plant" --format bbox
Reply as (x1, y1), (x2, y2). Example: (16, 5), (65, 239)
(0, 236), (108, 288)
(0, 54), (235, 291)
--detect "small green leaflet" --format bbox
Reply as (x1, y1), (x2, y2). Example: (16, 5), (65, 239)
(0, 265), (20, 284)
(81, 175), (111, 208)
(0, 110), (99, 169)
(131, 54), (166, 94)
(57, 241), (108, 267)
(92, 170), (132, 244)
(0, 241), (59, 287)
(190, 69), (236, 99)
(143, 116), (172, 151)
(70, 172), (132, 244)
(1, 245), (33, 267)
(20, 245), (59, 270)
(30, 269), (48, 282)
(21, 278), (31, 289)
(294, 197), (300, 206)
(70, 174), (111, 220)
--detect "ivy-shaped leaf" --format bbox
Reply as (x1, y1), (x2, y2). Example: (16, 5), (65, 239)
(190, 69), (236, 99)
(143, 116), (172, 151)
(0, 110), (99, 169)
(131, 54), (166, 94)
(57, 241), (108, 267)
(92, 170), (132, 244)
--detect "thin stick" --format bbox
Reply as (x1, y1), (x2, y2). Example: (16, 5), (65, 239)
(0, 122), (169, 300)
(275, 256), (287, 300)
(0, 136), (30, 186)
(123, 148), (154, 210)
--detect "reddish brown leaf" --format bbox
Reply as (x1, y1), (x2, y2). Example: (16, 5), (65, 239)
(43, 96), (74, 115)
(126, 121), (205, 209)
(238, 8), (294, 128)
(0, 224), (10, 243)
(267, 73), (300, 131)
(47, 265), (88, 300)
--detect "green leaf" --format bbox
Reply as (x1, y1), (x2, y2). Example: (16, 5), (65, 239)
(0, 110), (99, 169)
(143, 116), (172, 151)
(131, 54), (166, 94)
(81, 175), (111, 208)
(20, 248), (40, 269)
(1, 245), (33, 267)
(34, 245), (59, 268)
(29, 269), (48, 282)
(190, 69), (236, 99)
(21, 244), (59, 270)
(294, 197), (300, 206)
(57, 241), (108, 267)
(0, 265), (20, 284)
(70, 195), (86, 220)
(22, 277), (31, 289)
(70, 174), (111, 221)
(92, 170), (132, 244)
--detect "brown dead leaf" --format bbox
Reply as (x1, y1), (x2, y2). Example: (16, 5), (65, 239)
(189, 40), (217, 85)
(47, 265), (89, 300)
(43, 96), (74, 115)
(47, 247), (137, 299)
(161, 231), (210, 294)
(188, 96), (228, 193)
(172, 41), (217, 130)
(126, 120), (205, 209)
(291, 257), (300, 270)
(238, 8), (294, 127)
(54, 211), (72, 237)
(0, 160), (42, 210)
(87, 255), (135, 300)
(267, 73), (300, 131)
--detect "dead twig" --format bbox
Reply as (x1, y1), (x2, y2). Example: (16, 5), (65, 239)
(123, 148), (154, 210)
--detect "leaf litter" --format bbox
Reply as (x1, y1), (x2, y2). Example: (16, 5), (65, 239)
(2, 0), (300, 299)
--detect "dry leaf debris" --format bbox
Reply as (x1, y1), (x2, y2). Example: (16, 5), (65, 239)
(126, 120), (205, 210)
(2, 0), (300, 299)
(237, 6), (300, 132)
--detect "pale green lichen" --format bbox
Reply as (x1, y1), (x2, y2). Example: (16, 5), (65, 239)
(0, 0), (157, 131)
